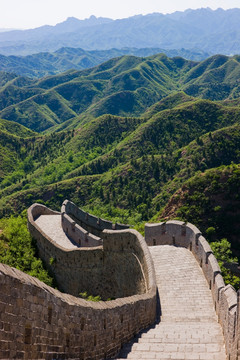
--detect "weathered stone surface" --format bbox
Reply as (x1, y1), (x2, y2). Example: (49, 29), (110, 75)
(35, 214), (79, 249)
(1, 209), (239, 359)
(0, 204), (156, 360)
(145, 221), (239, 360)
(28, 204), (154, 300)
(115, 245), (226, 360)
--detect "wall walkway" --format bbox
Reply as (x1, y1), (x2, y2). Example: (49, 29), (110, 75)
(35, 214), (79, 249)
(1, 206), (239, 359)
(28, 204), (152, 300)
(0, 203), (156, 359)
(115, 245), (226, 359)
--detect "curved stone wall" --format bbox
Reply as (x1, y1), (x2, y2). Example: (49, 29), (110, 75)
(0, 262), (156, 360)
(61, 212), (103, 247)
(61, 200), (129, 236)
(0, 204), (157, 359)
(145, 220), (238, 360)
(3, 203), (239, 359)
(28, 204), (152, 300)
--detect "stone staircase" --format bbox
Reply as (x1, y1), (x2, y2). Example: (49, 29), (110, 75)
(114, 245), (227, 360)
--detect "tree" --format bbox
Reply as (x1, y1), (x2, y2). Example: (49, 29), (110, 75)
(211, 238), (240, 290)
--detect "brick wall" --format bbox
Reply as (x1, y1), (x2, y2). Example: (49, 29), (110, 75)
(61, 212), (103, 247)
(0, 203), (158, 359)
(61, 200), (129, 236)
(28, 204), (152, 300)
(0, 262), (156, 360)
(0, 205), (157, 360)
(145, 220), (239, 360)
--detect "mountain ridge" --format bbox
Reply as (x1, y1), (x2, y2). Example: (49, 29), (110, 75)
(0, 9), (239, 55)
(1, 53), (240, 133)
(0, 90), (240, 256)
(0, 47), (210, 78)
(0, 50), (240, 256)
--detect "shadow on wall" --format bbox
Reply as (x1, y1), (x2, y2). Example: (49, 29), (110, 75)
(0, 203), (157, 360)
(61, 199), (130, 237)
(145, 220), (239, 360)
(28, 203), (151, 300)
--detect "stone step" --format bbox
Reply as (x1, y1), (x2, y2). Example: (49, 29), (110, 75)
(113, 245), (227, 360)
(159, 315), (217, 322)
(137, 336), (224, 345)
(116, 351), (226, 359)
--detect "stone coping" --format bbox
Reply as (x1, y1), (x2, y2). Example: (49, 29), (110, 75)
(27, 203), (157, 304)
(61, 199), (129, 231)
(145, 220), (238, 359)
(61, 212), (103, 247)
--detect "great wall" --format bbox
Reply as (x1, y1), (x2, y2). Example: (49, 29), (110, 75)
(0, 200), (239, 359)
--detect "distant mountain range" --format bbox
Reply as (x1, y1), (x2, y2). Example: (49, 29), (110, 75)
(0, 47), (210, 78)
(0, 51), (240, 252)
(0, 8), (240, 56)
(1, 53), (240, 133)
(0, 28), (16, 33)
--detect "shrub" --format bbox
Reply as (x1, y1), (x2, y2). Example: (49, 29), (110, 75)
(0, 215), (54, 287)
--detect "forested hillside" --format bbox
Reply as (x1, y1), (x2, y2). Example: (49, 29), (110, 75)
(1, 54), (240, 133)
(0, 47), (209, 78)
(0, 52), (240, 283)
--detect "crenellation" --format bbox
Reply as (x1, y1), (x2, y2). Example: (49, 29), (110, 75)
(0, 202), (157, 359)
(220, 286), (237, 358)
(1, 206), (240, 358)
(62, 212), (103, 247)
(209, 260), (223, 313)
(61, 200), (129, 237)
(145, 220), (240, 360)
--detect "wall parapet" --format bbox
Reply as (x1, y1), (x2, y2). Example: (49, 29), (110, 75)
(30, 202), (60, 219)
(28, 203), (156, 300)
(9, 203), (158, 360)
(61, 200), (129, 234)
(0, 261), (156, 360)
(61, 212), (103, 247)
(145, 220), (239, 360)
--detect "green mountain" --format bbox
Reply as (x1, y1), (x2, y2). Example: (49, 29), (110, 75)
(0, 52), (240, 266)
(0, 118), (36, 182)
(0, 47), (210, 78)
(0, 92), (239, 245)
(2, 53), (240, 133)
(158, 164), (240, 254)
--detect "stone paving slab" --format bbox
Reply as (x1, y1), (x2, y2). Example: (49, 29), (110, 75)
(114, 245), (226, 360)
(35, 214), (79, 250)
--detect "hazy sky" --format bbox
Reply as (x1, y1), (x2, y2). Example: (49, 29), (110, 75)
(1, 0), (240, 29)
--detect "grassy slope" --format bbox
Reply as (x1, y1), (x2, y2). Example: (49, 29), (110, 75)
(156, 164), (240, 254)
(0, 95), (240, 235)
(2, 54), (240, 132)
(0, 119), (37, 181)
(2, 94), (238, 194)
(0, 118), (36, 137)
(0, 47), (210, 78)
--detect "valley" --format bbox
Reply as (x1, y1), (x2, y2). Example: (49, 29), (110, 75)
(0, 51), (240, 289)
